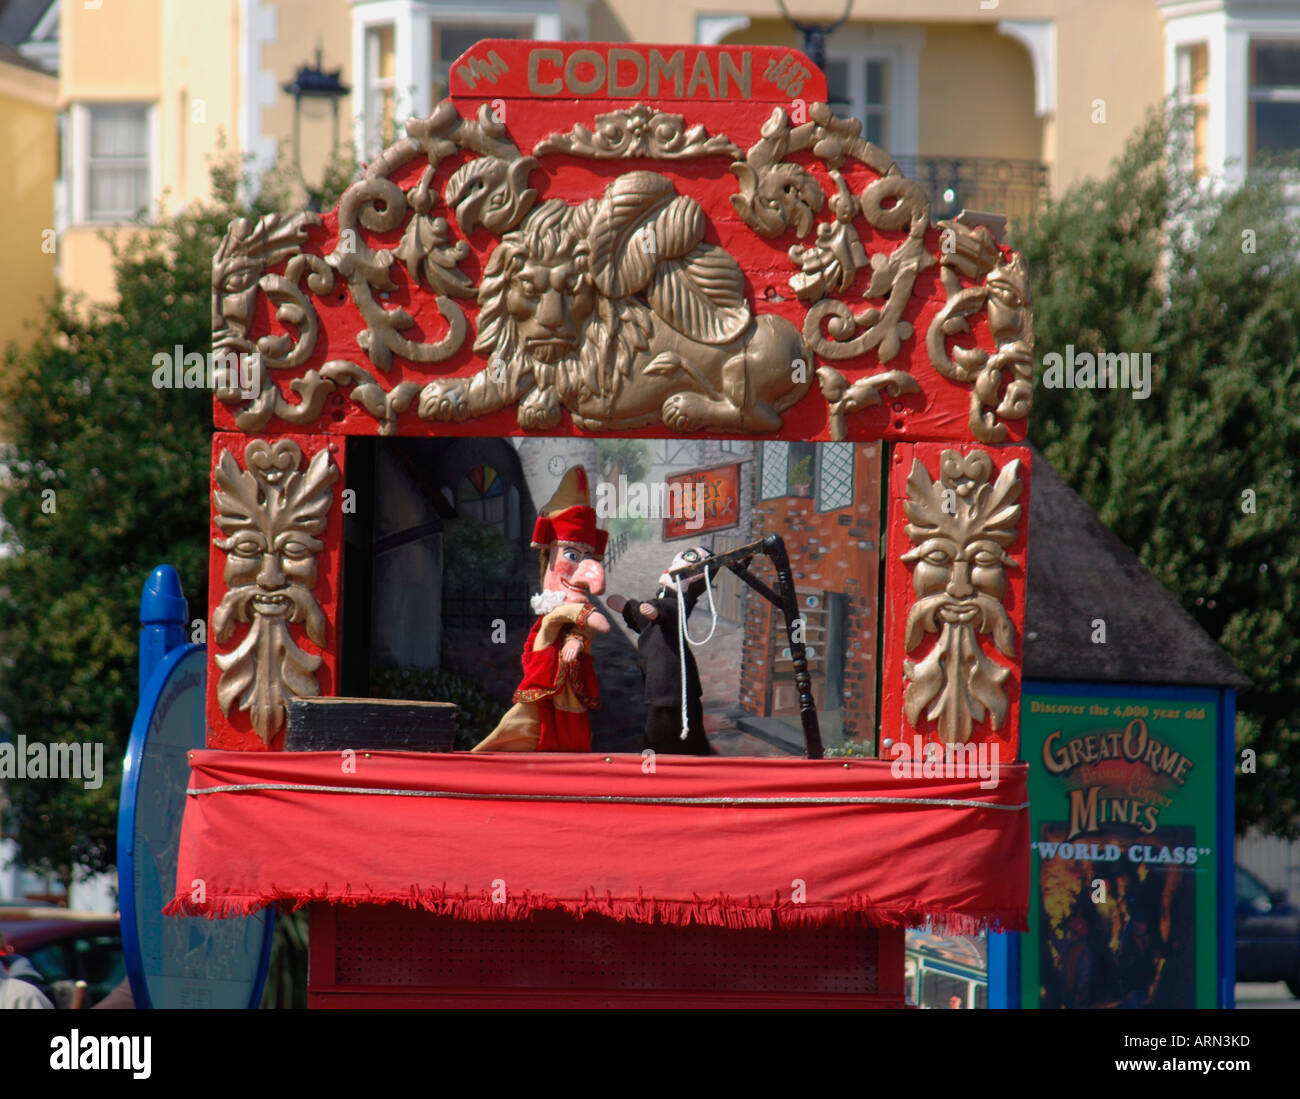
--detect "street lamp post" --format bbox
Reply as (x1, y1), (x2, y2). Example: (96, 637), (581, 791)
(775, 0), (854, 74)
(282, 47), (351, 211)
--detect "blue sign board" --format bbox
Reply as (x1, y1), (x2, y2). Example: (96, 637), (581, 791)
(118, 643), (273, 1008)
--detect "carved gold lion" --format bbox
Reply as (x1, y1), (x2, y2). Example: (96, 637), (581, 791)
(418, 170), (811, 433)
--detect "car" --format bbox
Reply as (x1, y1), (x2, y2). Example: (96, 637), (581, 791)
(1235, 865), (1300, 997)
(0, 906), (124, 1007)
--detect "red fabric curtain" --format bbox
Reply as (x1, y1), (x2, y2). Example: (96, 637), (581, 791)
(166, 751), (1028, 933)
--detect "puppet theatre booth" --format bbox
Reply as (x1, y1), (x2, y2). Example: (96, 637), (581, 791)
(164, 41), (1037, 1007)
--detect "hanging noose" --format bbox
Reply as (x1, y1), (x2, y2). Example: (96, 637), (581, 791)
(674, 566), (719, 739)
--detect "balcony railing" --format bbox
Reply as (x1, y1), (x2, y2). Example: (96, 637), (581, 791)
(893, 156), (1050, 229)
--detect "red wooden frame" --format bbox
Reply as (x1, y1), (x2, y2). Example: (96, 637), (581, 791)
(880, 443), (1032, 759)
(210, 40), (1024, 446)
(206, 431), (345, 750)
(307, 904), (907, 1009)
(191, 40), (1036, 1008)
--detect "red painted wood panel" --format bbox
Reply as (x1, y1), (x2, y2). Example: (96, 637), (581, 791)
(880, 443), (1031, 760)
(448, 41), (828, 103)
(307, 903), (906, 1009)
(206, 432), (345, 750)
(211, 42), (1029, 446)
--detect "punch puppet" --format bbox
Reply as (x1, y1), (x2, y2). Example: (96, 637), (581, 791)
(607, 546), (715, 755)
(472, 467), (610, 752)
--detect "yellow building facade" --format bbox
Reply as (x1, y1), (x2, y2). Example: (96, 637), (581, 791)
(53, 0), (1300, 303)
(57, 0), (351, 303)
(0, 43), (57, 352)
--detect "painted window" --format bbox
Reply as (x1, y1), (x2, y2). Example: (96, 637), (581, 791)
(86, 105), (149, 222)
(457, 465), (507, 530)
(761, 442), (854, 505)
(759, 441), (790, 501)
(1249, 40), (1300, 166)
(786, 442), (816, 498)
(816, 442), (855, 513)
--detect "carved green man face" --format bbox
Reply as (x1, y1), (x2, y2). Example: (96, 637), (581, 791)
(222, 526), (321, 618)
(909, 531), (1010, 627)
(211, 440), (339, 743)
(900, 449), (1024, 743)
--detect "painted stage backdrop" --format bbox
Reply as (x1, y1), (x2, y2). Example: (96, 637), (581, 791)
(354, 436), (882, 756)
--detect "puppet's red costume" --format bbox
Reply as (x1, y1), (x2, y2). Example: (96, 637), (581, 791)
(473, 468), (608, 753)
(497, 602), (601, 751)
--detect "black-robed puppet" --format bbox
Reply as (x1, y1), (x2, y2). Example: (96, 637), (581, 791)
(607, 547), (715, 755)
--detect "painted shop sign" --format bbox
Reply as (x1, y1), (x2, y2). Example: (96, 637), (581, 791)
(1019, 690), (1218, 1009)
(663, 463), (741, 540)
(453, 43), (778, 101)
(210, 41), (1032, 445)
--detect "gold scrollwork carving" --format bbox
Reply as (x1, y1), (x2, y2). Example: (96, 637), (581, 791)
(817, 366), (921, 442)
(926, 219), (1034, 443)
(212, 95), (1030, 439)
(534, 103), (742, 160)
(730, 103), (934, 370)
(213, 101), (540, 430)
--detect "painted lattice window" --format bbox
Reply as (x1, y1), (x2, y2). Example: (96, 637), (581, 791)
(760, 441), (789, 500)
(816, 443), (855, 513)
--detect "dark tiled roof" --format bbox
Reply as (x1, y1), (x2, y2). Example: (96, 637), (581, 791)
(1023, 448), (1250, 688)
(0, 0), (51, 46)
(0, 39), (48, 75)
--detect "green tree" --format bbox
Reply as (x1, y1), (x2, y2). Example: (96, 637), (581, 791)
(0, 143), (357, 887)
(1014, 107), (1300, 834)
(595, 437), (652, 487)
(596, 438), (653, 541)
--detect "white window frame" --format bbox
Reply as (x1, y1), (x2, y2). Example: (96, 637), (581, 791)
(1247, 37), (1300, 169)
(824, 25), (923, 158)
(17, 0), (59, 74)
(431, 20), (534, 102)
(1174, 41), (1211, 176)
(824, 55), (892, 150)
(239, 0), (278, 189)
(351, 0), (591, 159)
(1163, 4), (1300, 186)
(67, 101), (159, 227)
(363, 21), (399, 157)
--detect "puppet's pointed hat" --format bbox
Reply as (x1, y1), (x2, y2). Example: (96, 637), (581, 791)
(531, 465), (608, 556)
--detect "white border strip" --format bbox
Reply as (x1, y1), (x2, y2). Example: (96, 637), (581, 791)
(188, 780), (1027, 811)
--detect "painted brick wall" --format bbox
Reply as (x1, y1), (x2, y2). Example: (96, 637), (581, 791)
(739, 444), (881, 743)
